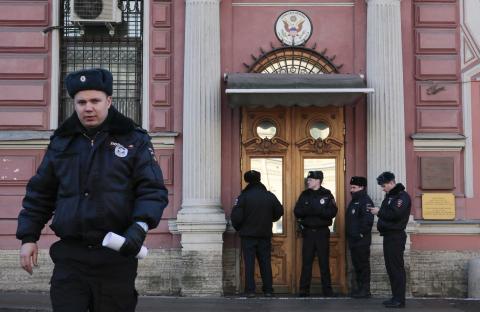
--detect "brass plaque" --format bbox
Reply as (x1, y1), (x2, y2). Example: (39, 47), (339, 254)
(420, 157), (454, 189)
(422, 193), (455, 220)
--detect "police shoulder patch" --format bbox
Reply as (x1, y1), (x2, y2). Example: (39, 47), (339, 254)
(147, 147), (157, 162)
(134, 126), (148, 134)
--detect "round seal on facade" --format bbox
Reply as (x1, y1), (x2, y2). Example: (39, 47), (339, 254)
(275, 10), (312, 46)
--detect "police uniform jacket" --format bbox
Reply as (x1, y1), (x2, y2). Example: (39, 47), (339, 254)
(294, 187), (338, 229)
(346, 189), (374, 246)
(231, 182), (284, 238)
(377, 183), (411, 235)
(16, 107), (169, 245)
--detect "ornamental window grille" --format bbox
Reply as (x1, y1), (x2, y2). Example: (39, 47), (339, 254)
(59, 0), (143, 124)
(249, 47), (338, 74)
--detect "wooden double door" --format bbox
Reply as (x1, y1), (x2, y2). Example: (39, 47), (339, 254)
(240, 106), (346, 294)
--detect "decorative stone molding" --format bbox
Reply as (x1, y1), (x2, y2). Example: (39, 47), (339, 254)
(372, 218), (480, 236)
(296, 137), (343, 153)
(176, 211), (226, 251)
(243, 137), (289, 153)
(167, 219), (179, 235)
(0, 131), (51, 149)
(413, 220), (480, 235)
(0, 131), (177, 150)
(150, 132), (178, 149)
(411, 133), (466, 152)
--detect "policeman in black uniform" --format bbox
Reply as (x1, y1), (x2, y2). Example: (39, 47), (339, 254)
(294, 170), (338, 297)
(231, 170), (284, 297)
(16, 68), (169, 311)
(346, 176), (374, 298)
(369, 171), (411, 308)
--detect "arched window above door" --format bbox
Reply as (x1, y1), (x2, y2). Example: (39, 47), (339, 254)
(249, 47), (339, 74)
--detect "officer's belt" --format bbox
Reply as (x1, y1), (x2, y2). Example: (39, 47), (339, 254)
(61, 238), (103, 249)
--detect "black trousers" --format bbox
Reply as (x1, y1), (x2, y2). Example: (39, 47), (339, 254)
(383, 232), (407, 303)
(299, 227), (333, 295)
(241, 237), (273, 293)
(349, 243), (371, 292)
(49, 240), (138, 312)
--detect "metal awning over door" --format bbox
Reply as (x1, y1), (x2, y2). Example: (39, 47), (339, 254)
(225, 73), (374, 108)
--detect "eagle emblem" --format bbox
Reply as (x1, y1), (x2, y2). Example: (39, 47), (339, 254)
(275, 10), (312, 46)
(283, 19), (305, 38)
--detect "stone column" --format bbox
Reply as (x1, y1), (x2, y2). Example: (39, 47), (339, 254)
(176, 0), (226, 296)
(366, 0), (407, 204)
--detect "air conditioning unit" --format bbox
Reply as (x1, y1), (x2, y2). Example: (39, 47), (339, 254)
(70, 0), (122, 24)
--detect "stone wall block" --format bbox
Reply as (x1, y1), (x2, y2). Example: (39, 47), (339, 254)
(181, 250), (223, 296)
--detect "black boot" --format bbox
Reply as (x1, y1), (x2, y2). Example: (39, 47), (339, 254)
(323, 288), (337, 297)
(298, 289), (310, 297)
(352, 288), (371, 299)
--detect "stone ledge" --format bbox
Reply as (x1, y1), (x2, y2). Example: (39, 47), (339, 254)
(176, 209), (227, 251)
(0, 131), (52, 149)
(170, 218), (239, 235)
(0, 130), (53, 141)
(149, 132), (179, 137)
(0, 131), (178, 149)
(411, 133), (466, 152)
(413, 220), (480, 235)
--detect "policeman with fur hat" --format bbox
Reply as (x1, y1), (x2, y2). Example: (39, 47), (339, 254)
(16, 68), (168, 311)
(294, 170), (338, 297)
(369, 171), (411, 308)
(346, 176), (374, 298)
(231, 170), (284, 297)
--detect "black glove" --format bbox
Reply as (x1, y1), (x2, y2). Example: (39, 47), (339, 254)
(119, 223), (146, 257)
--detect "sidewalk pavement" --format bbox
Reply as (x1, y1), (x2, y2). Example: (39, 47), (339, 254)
(1, 292), (479, 312)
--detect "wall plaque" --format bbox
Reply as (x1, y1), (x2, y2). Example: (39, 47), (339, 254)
(420, 157), (454, 189)
(422, 193), (455, 220)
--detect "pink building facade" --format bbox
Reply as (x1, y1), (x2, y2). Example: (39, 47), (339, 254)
(0, 0), (479, 297)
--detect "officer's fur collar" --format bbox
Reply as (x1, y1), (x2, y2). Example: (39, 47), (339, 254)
(307, 186), (332, 195)
(242, 181), (267, 192)
(388, 183), (405, 196)
(54, 106), (136, 137)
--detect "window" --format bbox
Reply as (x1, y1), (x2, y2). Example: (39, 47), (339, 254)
(250, 47), (338, 74)
(251, 157), (284, 234)
(59, 0), (143, 124)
